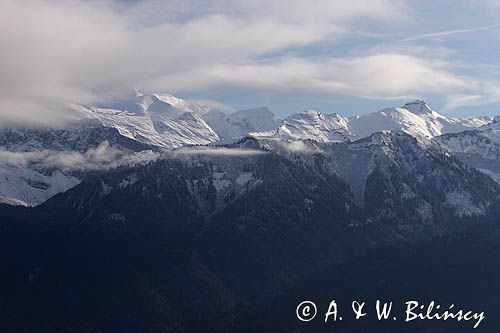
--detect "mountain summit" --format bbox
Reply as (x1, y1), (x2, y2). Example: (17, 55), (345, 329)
(274, 109), (353, 142)
(401, 99), (434, 115)
(74, 93), (280, 148)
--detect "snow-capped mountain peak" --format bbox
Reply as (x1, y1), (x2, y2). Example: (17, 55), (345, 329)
(149, 93), (213, 115)
(73, 92), (283, 148)
(274, 109), (354, 143)
(151, 93), (186, 107)
(401, 99), (434, 115)
(73, 93), (220, 148)
(346, 101), (490, 140)
(252, 99), (495, 144)
(69, 93), (500, 148)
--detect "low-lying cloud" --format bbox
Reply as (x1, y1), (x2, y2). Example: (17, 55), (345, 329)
(0, 141), (159, 172)
(172, 147), (267, 157)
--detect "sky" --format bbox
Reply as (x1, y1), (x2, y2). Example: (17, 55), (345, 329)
(1, 0), (500, 123)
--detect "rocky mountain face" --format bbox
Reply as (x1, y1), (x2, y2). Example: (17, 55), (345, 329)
(234, 132), (500, 239)
(19, 148), (395, 266)
(434, 125), (500, 183)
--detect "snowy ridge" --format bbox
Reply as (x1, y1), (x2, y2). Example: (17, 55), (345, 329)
(251, 99), (492, 143)
(342, 100), (491, 140)
(74, 93), (283, 148)
(435, 126), (500, 183)
(248, 130), (497, 228)
(0, 166), (80, 207)
(75, 93), (495, 147)
(74, 95), (220, 149)
(274, 110), (354, 142)
(0, 125), (159, 206)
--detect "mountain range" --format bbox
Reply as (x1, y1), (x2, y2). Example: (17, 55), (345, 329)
(1, 92), (498, 206)
(74, 92), (493, 147)
(1, 93), (500, 332)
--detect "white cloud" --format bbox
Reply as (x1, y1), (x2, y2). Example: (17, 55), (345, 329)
(400, 24), (500, 42)
(124, 0), (408, 24)
(149, 54), (470, 100)
(172, 147), (267, 157)
(443, 95), (483, 112)
(0, 141), (159, 171)
(282, 140), (321, 154)
(443, 83), (500, 111)
(482, 84), (500, 103)
(0, 0), (406, 124)
(2, 0), (500, 120)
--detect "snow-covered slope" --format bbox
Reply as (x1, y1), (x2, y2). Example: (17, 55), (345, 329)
(0, 125), (158, 206)
(76, 93), (493, 147)
(244, 131), (499, 233)
(270, 110), (354, 142)
(0, 93), (279, 206)
(75, 92), (282, 148)
(202, 107), (280, 142)
(348, 100), (490, 140)
(0, 166), (80, 206)
(435, 126), (500, 183)
(74, 93), (220, 148)
(253, 100), (492, 143)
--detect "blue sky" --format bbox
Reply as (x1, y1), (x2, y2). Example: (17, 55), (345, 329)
(1, 0), (500, 123)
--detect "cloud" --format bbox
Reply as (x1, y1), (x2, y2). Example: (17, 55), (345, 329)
(0, 0), (407, 124)
(3, 0), (500, 119)
(0, 141), (159, 171)
(400, 24), (500, 42)
(125, 0), (408, 24)
(443, 95), (483, 112)
(149, 54), (470, 100)
(282, 140), (322, 154)
(172, 147), (267, 157)
(443, 83), (500, 111)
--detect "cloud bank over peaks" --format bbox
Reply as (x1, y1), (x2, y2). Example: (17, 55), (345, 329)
(1, 0), (500, 124)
